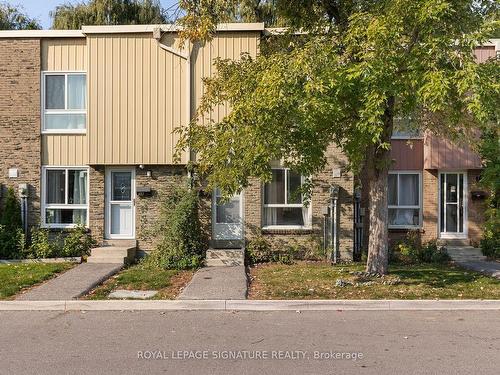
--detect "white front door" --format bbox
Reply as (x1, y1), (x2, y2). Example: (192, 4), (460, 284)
(106, 168), (135, 239)
(439, 172), (467, 239)
(212, 189), (243, 240)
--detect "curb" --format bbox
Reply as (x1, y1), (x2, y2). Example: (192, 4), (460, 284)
(0, 299), (499, 311)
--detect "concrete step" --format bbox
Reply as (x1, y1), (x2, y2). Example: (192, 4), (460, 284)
(101, 239), (137, 247)
(87, 256), (128, 264)
(91, 247), (136, 258)
(87, 245), (136, 265)
(438, 239), (471, 247)
(206, 249), (244, 267)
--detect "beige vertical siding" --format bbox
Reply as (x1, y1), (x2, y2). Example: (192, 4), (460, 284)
(41, 38), (88, 165)
(41, 135), (88, 165)
(192, 32), (259, 125)
(41, 38), (87, 71)
(88, 33), (188, 164)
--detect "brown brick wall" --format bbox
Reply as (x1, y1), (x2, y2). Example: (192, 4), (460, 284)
(244, 143), (354, 260)
(421, 169), (439, 242)
(467, 170), (486, 246)
(0, 38), (41, 227)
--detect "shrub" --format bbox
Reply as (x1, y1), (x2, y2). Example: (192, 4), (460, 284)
(26, 227), (59, 259)
(246, 236), (273, 264)
(246, 236), (297, 265)
(145, 187), (204, 270)
(62, 224), (96, 257)
(480, 227), (499, 259)
(392, 232), (450, 264)
(24, 225), (95, 259)
(0, 188), (24, 259)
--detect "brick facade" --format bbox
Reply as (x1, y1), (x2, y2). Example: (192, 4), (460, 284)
(243, 143), (354, 260)
(466, 170), (487, 246)
(0, 39), (41, 228)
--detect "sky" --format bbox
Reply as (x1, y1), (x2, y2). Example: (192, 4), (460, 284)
(4, 0), (180, 29)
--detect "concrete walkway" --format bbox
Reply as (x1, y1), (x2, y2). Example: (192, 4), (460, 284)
(16, 263), (123, 301)
(448, 246), (500, 279)
(178, 266), (247, 300)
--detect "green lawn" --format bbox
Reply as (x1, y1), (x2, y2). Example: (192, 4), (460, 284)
(0, 263), (74, 300)
(85, 264), (194, 300)
(249, 261), (500, 300)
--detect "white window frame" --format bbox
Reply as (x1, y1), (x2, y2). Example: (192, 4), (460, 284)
(41, 166), (90, 229)
(388, 171), (422, 229)
(41, 71), (87, 134)
(262, 168), (312, 230)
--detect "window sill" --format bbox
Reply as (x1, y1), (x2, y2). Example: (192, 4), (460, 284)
(262, 227), (313, 235)
(388, 226), (423, 232)
(42, 130), (87, 135)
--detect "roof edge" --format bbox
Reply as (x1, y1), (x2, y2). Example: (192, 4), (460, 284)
(0, 30), (84, 38)
(81, 23), (265, 34)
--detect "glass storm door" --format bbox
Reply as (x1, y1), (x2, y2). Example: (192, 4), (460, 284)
(106, 169), (135, 239)
(440, 172), (467, 238)
(212, 189), (243, 240)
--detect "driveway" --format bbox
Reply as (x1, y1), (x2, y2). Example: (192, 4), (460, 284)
(0, 310), (498, 374)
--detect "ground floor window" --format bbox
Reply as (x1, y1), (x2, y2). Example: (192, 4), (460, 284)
(388, 171), (421, 228)
(263, 167), (311, 228)
(42, 167), (89, 228)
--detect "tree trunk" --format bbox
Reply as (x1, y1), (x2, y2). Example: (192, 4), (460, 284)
(365, 96), (395, 275)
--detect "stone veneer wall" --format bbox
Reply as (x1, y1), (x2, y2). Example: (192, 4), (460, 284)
(244, 143), (354, 260)
(88, 165), (190, 253)
(0, 38), (41, 228)
(135, 166), (188, 252)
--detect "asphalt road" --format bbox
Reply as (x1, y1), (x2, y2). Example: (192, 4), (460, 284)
(0, 310), (499, 375)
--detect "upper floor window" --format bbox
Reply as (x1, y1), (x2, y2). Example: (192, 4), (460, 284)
(388, 172), (421, 228)
(392, 117), (422, 139)
(263, 167), (311, 229)
(43, 72), (86, 133)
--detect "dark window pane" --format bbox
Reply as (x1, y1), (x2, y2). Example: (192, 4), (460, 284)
(399, 174), (419, 205)
(446, 204), (458, 232)
(440, 174), (445, 232)
(388, 174), (398, 205)
(287, 170), (302, 204)
(263, 207), (304, 226)
(112, 172), (132, 201)
(446, 174), (458, 203)
(45, 75), (65, 109)
(264, 169), (285, 204)
(68, 170), (87, 204)
(216, 196), (240, 224)
(46, 208), (87, 225)
(46, 170), (65, 204)
(389, 208), (419, 226)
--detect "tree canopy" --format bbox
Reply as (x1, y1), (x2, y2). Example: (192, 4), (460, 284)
(177, 0), (500, 273)
(51, 0), (168, 29)
(0, 2), (40, 30)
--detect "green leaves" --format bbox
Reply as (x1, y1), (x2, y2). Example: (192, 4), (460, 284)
(176, 1), (499, 199)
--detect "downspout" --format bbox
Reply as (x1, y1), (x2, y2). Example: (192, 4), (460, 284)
(329, 185), (340, 264)
(152, 28), (193, 186)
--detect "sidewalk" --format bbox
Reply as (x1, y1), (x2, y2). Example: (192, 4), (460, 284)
(15, 263), (123, 301)
(177, 266), (248, 300)
(448, 247), (500, 279)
